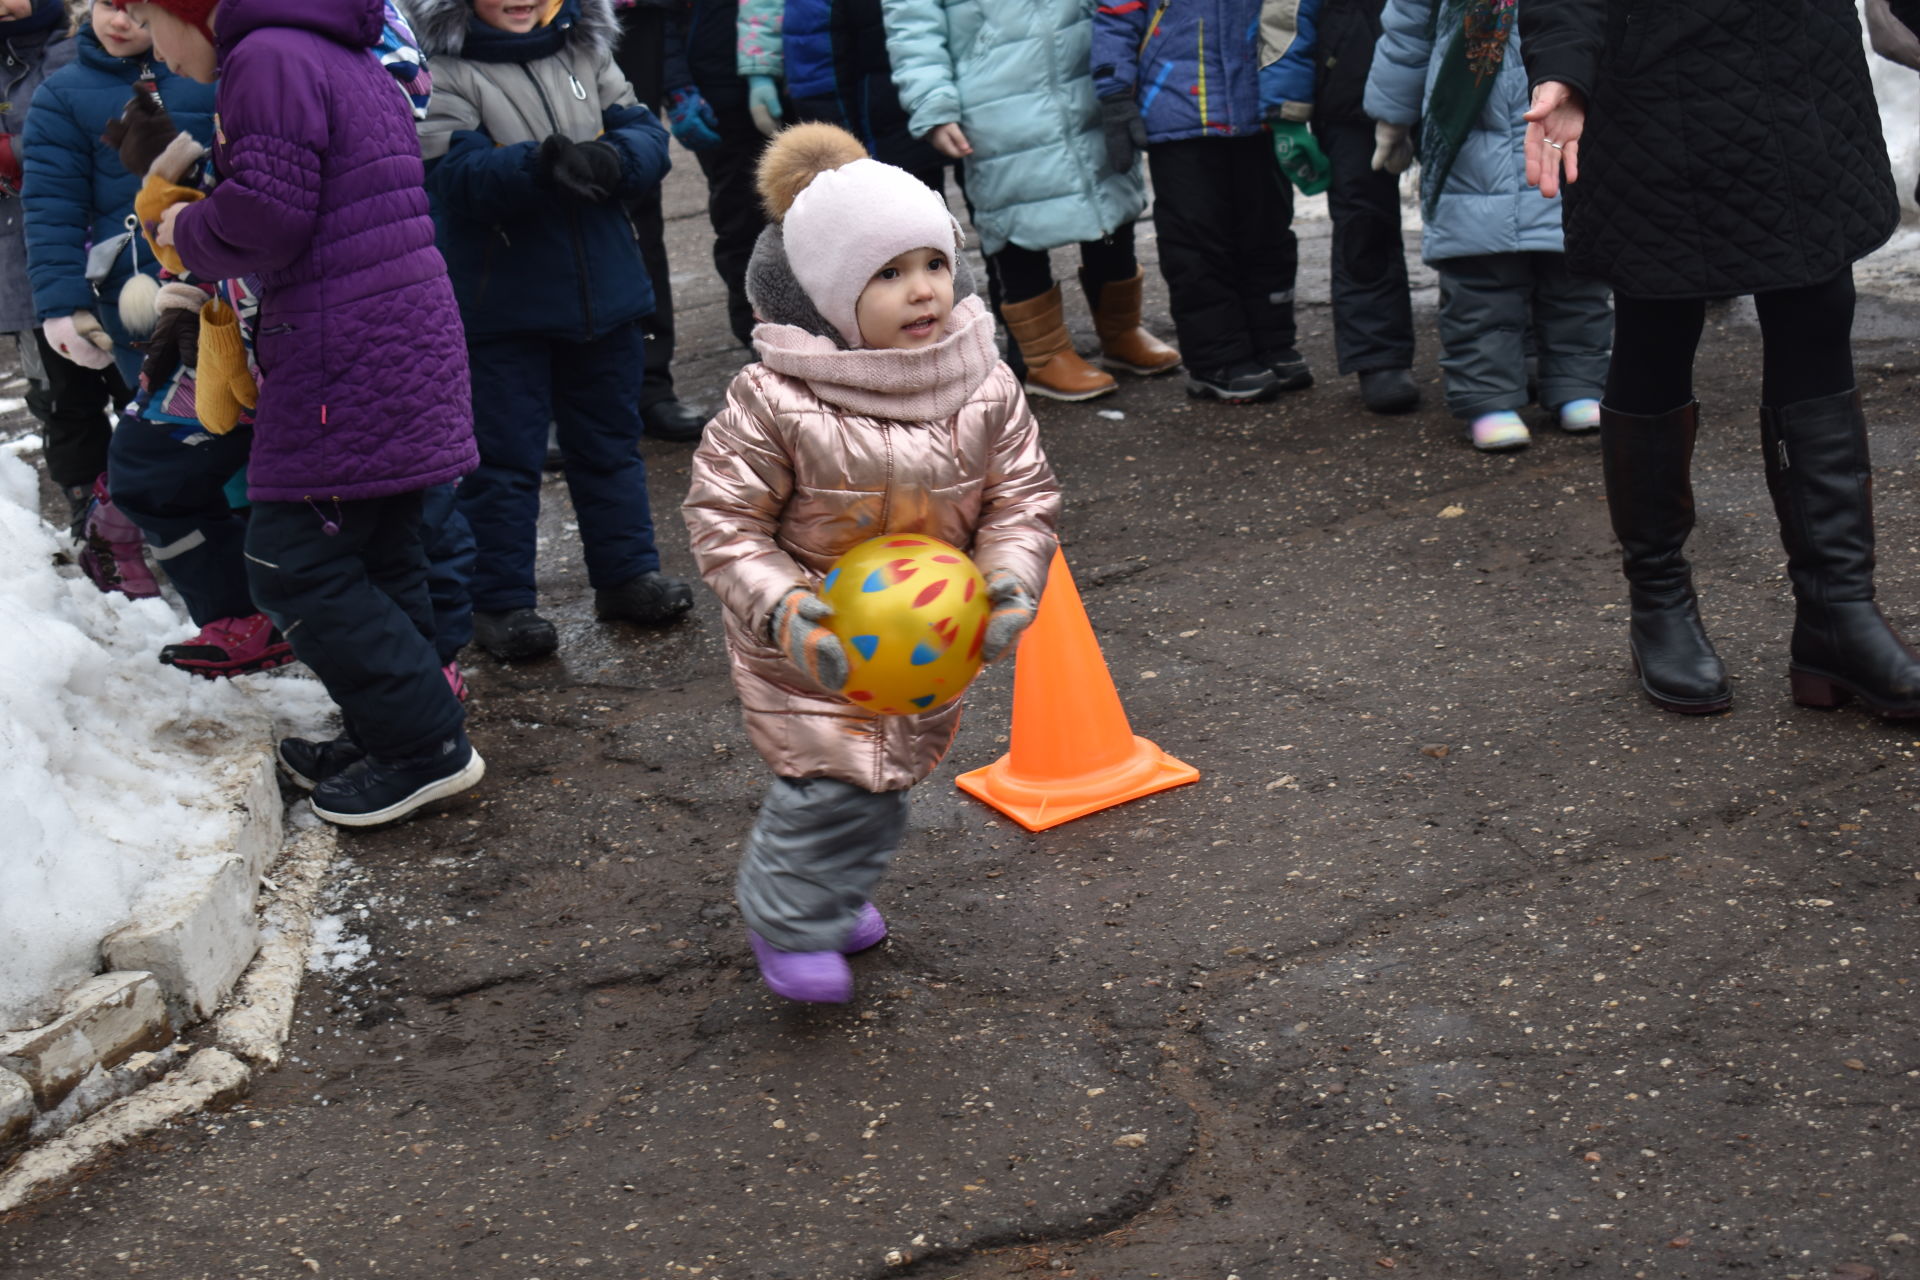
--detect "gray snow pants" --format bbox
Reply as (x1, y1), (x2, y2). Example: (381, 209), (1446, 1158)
(736, 776), (911, 952)
(1435, 251), (1612, 419)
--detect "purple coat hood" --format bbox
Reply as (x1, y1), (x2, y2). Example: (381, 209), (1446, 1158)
(171, 0), (474, 503)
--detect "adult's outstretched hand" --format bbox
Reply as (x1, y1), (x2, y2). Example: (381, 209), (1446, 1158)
(1523, 80), (1585, 199)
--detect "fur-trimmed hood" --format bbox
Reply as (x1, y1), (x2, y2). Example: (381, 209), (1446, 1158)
(402, 0), (619, 61)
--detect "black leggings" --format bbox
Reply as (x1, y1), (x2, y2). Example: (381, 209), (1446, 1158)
(990, 223), (1138, 305)
(1605, 271), (1857, 414)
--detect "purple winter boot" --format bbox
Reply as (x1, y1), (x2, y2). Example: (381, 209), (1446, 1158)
(749, 931), (853, 1003)
(842, 902), (888, 953)
(77, 476), (159, 599)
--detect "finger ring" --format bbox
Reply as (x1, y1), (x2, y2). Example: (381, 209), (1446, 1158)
(1548, 141), (1564, 150)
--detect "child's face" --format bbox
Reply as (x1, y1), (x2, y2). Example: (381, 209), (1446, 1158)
(472, 0), (542, 33)
(128, 4), (216, 81)
(0, 0), (35, 19)
(93, 0), (153, 57)
(854, 247), (954, 351)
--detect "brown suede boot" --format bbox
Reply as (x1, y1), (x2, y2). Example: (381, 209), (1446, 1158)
(1000, 286), (1117, 402)
(1082, 268), (1181, 376)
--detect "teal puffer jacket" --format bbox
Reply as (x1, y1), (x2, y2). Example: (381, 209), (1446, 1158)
(880, 0), (1145, 256)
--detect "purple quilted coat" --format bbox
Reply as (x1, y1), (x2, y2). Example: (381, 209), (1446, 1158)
(171, 0), (475, 503)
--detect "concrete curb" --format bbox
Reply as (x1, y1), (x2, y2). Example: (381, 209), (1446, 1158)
(0, 1048), (249, 1214)
(214, 825), (337, 1070)
(0, 817), (339, 1215)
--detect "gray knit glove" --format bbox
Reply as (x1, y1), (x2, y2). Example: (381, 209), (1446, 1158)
(980, 569), (1038, 665)
(770, 587), (850, 692)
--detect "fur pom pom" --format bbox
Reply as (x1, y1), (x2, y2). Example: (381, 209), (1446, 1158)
(149, 132), (205, 184)
(756, 122), (869, 222)
(117, 272), (161, 340)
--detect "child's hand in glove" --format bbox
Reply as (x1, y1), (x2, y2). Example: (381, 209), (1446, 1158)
(102, 88), (180, 177)
(539, 135), (624, 202)
(1371, 120), (1413, 174)
(746, 74), (784, 138)
(1098, 95), (1149, 175)
(664, 86), (723, 152)
(43, 311), (116, 370)
(980, 568), (1039, 664)
(771, 587), (850, 692)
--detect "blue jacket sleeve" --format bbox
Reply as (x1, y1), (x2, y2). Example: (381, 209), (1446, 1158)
(1363, 0), (1434, 127)
(1259, 0), (1323, 114)
(21, 79), (103, 321)
(600, 101), (672, 199)
(1090, 1), (1150, 101)
(425, 130), (546, 220)
(880, 0), (962, 139)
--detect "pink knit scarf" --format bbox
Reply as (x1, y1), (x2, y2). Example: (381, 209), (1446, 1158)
(750, 295), (1000, 422)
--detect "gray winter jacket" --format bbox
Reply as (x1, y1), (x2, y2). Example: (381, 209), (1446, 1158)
(0, 23), (75, 334)
(408, 0), (637, 158)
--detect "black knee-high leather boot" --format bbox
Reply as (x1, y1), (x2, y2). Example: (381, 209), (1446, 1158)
(1600, 401), (1732, 713)
(1760, 389), (1920, 717)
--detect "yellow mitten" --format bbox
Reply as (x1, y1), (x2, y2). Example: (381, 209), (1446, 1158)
(195, 299), (257, 435)
(134, 133), (208, 276)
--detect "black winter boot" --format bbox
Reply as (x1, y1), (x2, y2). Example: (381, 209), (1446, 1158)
(595, 570), (694, 626)
(1760, 389), (1920, 717)
(474, 607), (560, 661)
(1600, 401), (1731, 713)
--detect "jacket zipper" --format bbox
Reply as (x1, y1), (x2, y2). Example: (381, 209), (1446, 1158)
(521, 63), (596, 338)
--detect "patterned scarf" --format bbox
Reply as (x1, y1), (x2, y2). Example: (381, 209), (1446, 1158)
(1416, 0), (1517, 219)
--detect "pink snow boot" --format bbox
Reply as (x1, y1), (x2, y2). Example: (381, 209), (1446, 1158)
(158, 612), (295, 679)
(77, 476), (159, 599)
(443, 660), (469, 703)
(749, 931), (853, 1003)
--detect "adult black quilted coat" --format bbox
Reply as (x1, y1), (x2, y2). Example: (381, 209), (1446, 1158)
(1519, 0), (1900, 300)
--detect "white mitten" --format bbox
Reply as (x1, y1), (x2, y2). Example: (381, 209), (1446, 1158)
(1371, 120), (1414, 175)
(43, 311), (115, 370)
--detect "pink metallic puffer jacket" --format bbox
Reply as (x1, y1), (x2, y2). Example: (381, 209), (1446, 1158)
(684, 296), (1061, 792)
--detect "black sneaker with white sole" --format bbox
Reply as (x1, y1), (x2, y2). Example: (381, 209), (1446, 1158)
(309, 729), (485, 828)
(1187, 362), (1283, 404)
(277, 735), (367, 790)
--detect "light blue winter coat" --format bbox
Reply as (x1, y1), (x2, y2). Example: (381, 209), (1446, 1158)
(1362, 0), (1564, 265)
(880, 0), (1145, 256)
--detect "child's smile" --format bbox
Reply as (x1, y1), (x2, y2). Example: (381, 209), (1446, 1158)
(474, 0), (542, 33)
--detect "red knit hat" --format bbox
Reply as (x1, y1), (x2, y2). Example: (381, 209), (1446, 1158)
(112, 0), (219, 47)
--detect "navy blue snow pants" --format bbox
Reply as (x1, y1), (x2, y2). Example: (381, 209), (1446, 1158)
(245, 491), (464, 760)
(108, 417), (255, 626)
(458, 322), (661, 614)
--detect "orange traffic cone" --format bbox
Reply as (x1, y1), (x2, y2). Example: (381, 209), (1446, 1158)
(956, 547), (1198, 831)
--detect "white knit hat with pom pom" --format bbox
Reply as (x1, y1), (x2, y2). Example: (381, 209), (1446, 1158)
(757, 123), (962, 348)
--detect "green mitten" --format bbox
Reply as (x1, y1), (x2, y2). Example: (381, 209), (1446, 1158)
(1271, 120), (1331, 196)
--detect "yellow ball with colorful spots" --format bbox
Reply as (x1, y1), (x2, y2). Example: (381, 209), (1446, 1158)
(820, 535), (992, 716)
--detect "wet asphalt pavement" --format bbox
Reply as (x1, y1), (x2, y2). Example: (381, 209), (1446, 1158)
(2, 158), (1918, 1280)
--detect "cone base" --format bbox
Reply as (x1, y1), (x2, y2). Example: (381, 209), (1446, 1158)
(955, 735), (1200, 832)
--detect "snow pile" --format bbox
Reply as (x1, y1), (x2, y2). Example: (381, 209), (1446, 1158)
(0, 448), (334, 1030)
